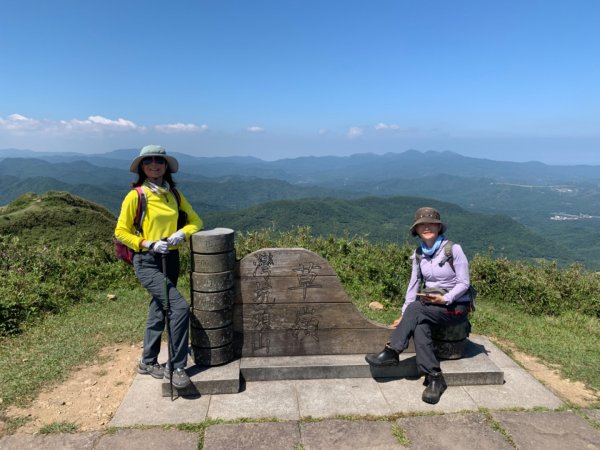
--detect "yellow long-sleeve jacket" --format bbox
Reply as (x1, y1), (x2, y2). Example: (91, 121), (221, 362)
(114, 186), (203, 252)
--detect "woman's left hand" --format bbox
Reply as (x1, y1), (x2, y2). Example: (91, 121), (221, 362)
(420, 293), (446, 304)
(167, 230), (186, 246)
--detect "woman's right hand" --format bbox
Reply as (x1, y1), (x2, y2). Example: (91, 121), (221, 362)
(391, 316), (402, 328)
(152, 240), (169, 254)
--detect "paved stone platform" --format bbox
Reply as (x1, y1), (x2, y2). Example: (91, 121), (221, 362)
(109, 335), (560, 427)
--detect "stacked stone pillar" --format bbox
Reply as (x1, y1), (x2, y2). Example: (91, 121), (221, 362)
(189, 228), (235, 366)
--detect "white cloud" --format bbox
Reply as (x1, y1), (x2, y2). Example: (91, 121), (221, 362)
(0, 113), (216, 142)
(60, 115), (141, 133)
(247, 126), (264, 133)
(374, 122), (400, 131)
(347, 126), (363, 138)
(155, 123), (208, 134)
(0, 114), (42, 131)
(89, 115), (137, 128)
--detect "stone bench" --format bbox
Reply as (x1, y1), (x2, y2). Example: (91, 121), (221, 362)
(433, 320), (471, 360)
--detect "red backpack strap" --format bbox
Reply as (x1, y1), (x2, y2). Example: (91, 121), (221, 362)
(133, 186), (146, 233)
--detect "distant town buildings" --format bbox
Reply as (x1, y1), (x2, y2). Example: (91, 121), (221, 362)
(550, 213), (594, 221)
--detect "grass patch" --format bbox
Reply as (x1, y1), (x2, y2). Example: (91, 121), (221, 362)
(0, 416), (31, 435)
(481, 409), (516, 448)
(391, 423), (410, 446)
(0, 285), (148, 411)
(39, 421), (79, 434)
(471, 299), (600, 391)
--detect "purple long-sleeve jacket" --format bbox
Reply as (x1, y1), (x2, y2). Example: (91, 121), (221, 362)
(402, 240), (471, 314)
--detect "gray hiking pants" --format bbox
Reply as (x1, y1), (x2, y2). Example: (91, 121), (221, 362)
(389, 300), (468, 375)
(133, 250), (189, 370)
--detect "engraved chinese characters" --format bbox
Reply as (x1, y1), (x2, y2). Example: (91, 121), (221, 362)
(234, 248), (391, 357)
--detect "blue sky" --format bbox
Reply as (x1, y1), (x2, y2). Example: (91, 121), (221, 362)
(1, 1), (599, 164)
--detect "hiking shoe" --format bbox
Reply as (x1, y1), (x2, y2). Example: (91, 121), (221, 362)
(138, 361), (165, 379)
(365, 344), (400, 366)
(164, 367), (192, 389)
(422, 371), (447, 404)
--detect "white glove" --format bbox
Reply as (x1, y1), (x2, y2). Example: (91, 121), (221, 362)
(167, 230), (186, 246)
(151, 240), (169, 254)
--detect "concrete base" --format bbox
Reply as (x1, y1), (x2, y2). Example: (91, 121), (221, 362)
(161, 359), (240, 397)
(241, 339), (503, 386)
(160, 338), (503, 397)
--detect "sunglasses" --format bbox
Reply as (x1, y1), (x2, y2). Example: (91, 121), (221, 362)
(141, 156), (166, 166)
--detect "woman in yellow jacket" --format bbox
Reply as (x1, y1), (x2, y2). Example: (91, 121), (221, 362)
(115, 145), (202, 389)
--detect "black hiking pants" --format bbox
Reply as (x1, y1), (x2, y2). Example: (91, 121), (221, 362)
(389, 300), (468, 375)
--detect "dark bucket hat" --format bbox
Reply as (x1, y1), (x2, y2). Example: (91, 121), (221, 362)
(410, 207), (447, 236)
(129, 145), (179, 173)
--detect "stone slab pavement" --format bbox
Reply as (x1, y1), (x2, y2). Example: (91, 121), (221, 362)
(3, 411), (597, 449)
(1, 336), (599, 449)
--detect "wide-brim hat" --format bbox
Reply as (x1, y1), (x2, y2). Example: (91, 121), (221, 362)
(410, 207), (446, 236)
(129, 145), (179, 173)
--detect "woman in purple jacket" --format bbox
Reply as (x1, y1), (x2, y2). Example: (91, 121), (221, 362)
(365, 207), (472, 404)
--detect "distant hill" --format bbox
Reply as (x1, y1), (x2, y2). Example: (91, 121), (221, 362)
(203, 196), (578, 265)
(342, 174), (600, 219)
(0, 191), (116, 245)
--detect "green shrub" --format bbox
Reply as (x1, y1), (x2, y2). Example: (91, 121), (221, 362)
(471, 255), (600, 317)
(3, 226), (599, 338)
(237, 227), (600, 320)
(0, 236), (137, 335)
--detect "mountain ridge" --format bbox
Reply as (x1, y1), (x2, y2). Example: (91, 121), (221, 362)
(3, 148), (600, 184)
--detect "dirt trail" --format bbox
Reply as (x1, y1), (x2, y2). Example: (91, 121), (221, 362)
(493, 338), (599, 407)
(4, 343), (140, 433)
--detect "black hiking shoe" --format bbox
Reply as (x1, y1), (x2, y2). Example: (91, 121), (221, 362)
(365, 344), (400, 366)
(422, 371), (447, 404)
(164, 367), (192, 389)
(138, 361), (165, 379)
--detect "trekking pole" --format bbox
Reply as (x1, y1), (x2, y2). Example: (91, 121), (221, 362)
(160, 240), (175, 401)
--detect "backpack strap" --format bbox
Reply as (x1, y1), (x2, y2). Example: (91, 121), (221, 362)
(415, 241), (455, 289)
(438, 240), (455, 271)
(415, 246), (425, 291)
(171, 187), (182, 207)
(170, 187), (187, 229)
(132, 186), (146, 234)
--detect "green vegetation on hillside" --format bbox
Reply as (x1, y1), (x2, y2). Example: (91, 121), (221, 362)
(236, 227), (600, 320)
(0, 192), (132, 334)
(0, 191), (116, 245)
(205, 196), (578, 266)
